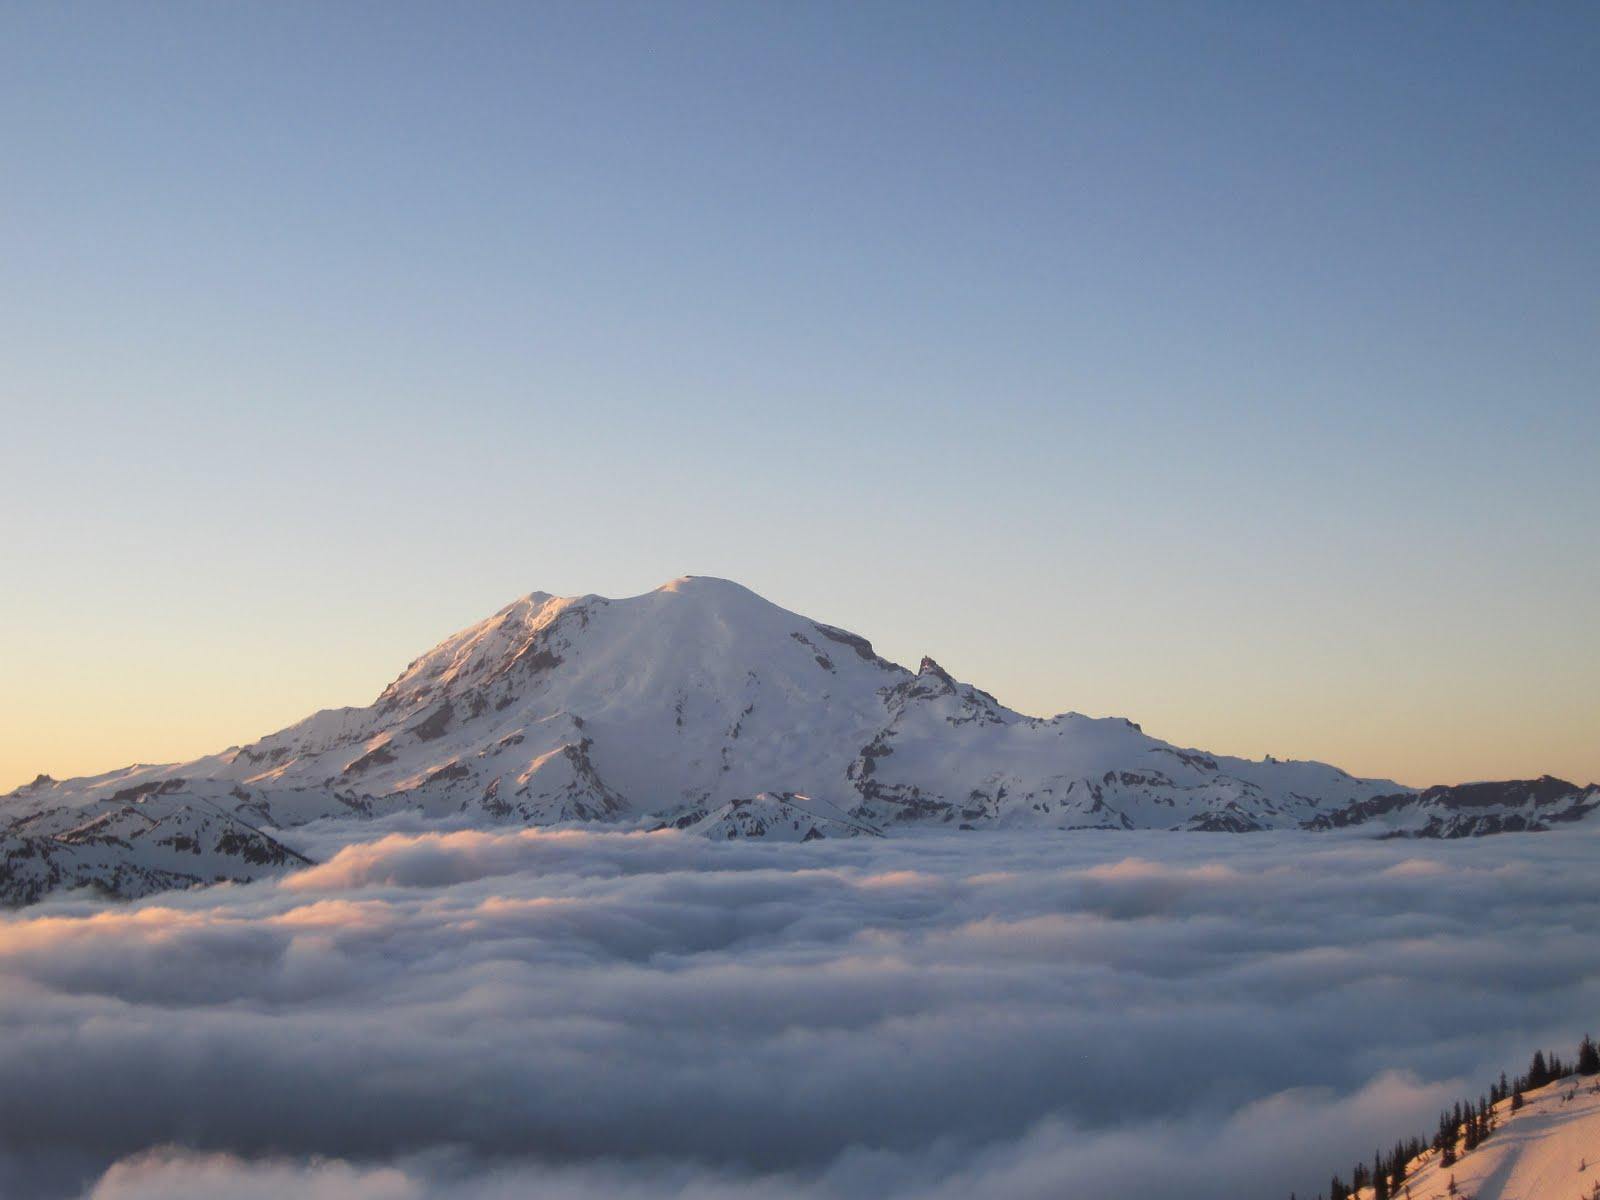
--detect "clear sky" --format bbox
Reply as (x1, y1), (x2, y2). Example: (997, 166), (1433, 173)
(2, 2), (1596, 793)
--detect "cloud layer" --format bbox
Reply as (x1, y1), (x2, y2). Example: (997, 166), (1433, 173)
(2, 826), (1597, 1199)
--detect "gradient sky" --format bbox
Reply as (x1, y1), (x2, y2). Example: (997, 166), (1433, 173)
(2, 1), (1596, 793)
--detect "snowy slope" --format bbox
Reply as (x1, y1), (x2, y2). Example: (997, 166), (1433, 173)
(1381, 1076), (1600, 1200)
(663, 791), (883, 841)
(0, 776), (309, 905)
(3, 576), (1590, 904)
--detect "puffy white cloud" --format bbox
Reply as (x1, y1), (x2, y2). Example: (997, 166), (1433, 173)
(0, 827), (1591, 1199)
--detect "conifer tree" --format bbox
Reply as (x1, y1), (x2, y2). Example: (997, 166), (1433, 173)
(1579, 1034), (1600, 1076)
(1530, 1050), (1549, 1089)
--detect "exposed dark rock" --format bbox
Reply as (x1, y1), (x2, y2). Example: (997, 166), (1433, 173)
(1153, 748), (1219, 772)
(342, 745), (397, 776)
(409, 702), (454, 742)
(425, 762), (471, 785)
(812, 622), (895, 668)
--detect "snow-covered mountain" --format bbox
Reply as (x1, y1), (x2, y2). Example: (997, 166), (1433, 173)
(4, 577), (1591, 904)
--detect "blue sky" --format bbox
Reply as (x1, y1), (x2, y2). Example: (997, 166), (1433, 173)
(2, 2), (1596, 790)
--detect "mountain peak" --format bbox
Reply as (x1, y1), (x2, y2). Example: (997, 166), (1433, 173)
(649, 575), (790, 615)
(653, 575), (752, 596)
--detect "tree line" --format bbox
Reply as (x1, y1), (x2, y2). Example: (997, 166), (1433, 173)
(1289, 1031), (1600, 1200)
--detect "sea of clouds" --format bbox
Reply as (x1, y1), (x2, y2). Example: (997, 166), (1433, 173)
(2, 822), (1597, 1200)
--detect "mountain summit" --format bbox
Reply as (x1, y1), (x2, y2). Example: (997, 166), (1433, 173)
(4, 577), (1595, 903)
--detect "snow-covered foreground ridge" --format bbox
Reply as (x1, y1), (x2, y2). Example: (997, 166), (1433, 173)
(4, 576), (1596, 903)
(1403, 1077), (1600, 1200)
(1319, 1067), (1600, 1200)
